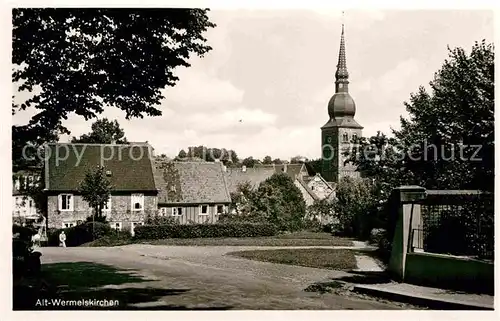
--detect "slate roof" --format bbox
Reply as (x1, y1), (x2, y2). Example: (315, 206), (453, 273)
(224, 166), (275, 194)
(297, 177), (320, 201)
(254, 163), (307, 180)
(45, 143), (157, 192)
(154, 160), (231, 205)
(321, 117), (363, 129)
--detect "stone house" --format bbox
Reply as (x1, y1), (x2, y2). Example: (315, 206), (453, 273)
(44, 143), (158, 234)
(12, 167), (42, 223)
(153, 160), (232, 224)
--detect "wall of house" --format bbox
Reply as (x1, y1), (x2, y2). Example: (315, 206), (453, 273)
(47, 193), (157, 232)
(158, 203), (229, 224)
(12, 195), (38, 217)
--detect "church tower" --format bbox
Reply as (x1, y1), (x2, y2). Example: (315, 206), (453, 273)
(321, 24), (363, 183)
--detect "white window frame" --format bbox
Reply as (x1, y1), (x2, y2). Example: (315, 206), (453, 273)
(101, 196), (112, 212)
(130, 222), (144, 236)
(28, 175), (34, 187)
(342, 132), (349, 142)
(14, 178), (20, 190)
(215, 204), (225, 215)
(131, 193), (144, 211)
(62, 222), (75, 228)
(111, 222), (122, 231)
(58, 194), (74, 212)
(199, 204), (209, 215)
(172, 207), (183, 216)
(159, 207), (168, 216)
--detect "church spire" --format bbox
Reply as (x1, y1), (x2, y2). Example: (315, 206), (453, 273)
(335, 23), (349, 93)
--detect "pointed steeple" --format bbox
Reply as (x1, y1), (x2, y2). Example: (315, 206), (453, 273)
(335, 23), (349, 93)
(327, 22), (357, 120)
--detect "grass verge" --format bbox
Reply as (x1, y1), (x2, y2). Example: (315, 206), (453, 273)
(227, 248), (358, 270)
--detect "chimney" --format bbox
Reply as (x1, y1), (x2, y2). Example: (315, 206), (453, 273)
(242, 165), (247, 172)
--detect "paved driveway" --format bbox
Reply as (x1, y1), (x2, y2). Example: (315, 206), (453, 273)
(39, 244), (402, 310)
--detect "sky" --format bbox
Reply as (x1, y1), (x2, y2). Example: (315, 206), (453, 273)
(12, 9), (494, 160)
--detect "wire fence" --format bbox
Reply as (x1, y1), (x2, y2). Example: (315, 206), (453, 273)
(411, 191), (494, 260)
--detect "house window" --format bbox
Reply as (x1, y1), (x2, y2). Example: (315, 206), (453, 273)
(14, 178), (20, 190)
(28, 176), (34, 187)
(101, 196), (112, 212)
(131, 222), (144, 236)
(58, 194), (74, 211)
(63, 222), (75, 228)
(159, 207), (168, 216)
(342, 133), (349, 142)
(172, 207), (183, 216)
(215, 205), (224, 215)
(112, 222), (122, 231)
(199, 205), (209, 215)
(352, 133), (358, 142)
(131, 193), (144, 211)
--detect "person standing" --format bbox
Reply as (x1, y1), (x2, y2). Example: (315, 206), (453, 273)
(59, 231), (66, 247)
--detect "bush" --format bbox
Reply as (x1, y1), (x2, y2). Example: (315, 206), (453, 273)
(13, 224), (40, 279)
(145, 215), (180, 225)
(134, 222), (278, 239)
(301, 218), (323, 232)
(369, 228), (387, 246)
(47, 222), (113, 247)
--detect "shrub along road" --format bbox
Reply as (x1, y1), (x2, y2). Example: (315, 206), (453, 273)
(83, 231), (354, 247)
(37, 244), (405, 310)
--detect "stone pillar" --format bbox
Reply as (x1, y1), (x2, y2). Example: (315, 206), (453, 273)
(388, 186), (426, 281)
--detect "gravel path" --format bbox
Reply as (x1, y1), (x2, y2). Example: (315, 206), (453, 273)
(39, 245), (404, 310)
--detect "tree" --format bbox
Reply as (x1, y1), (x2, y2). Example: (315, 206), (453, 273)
(242, 157), (258, 168)
(272, 158), (284, 164)
(71, 118), (128, 144)
(332, 176), (379, 238)
(290, 155), (308, 164)
(228, 181), (257, 217)
(178, 149), (188, 158)
(254, 173), (307, 231)
(262, 156), (273, 165)
(78, 166), (113, 223)
(395, 40), (494, 191)
(12, 8), (216, 150)
(306, 158), (322, 175)
(348, 41), (494, 192)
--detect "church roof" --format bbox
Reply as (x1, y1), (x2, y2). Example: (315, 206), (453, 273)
(321, 117), (363, 129)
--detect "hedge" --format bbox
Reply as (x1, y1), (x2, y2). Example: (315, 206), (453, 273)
(47, 222), (113, 247)
(133, 222), (277, 239)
